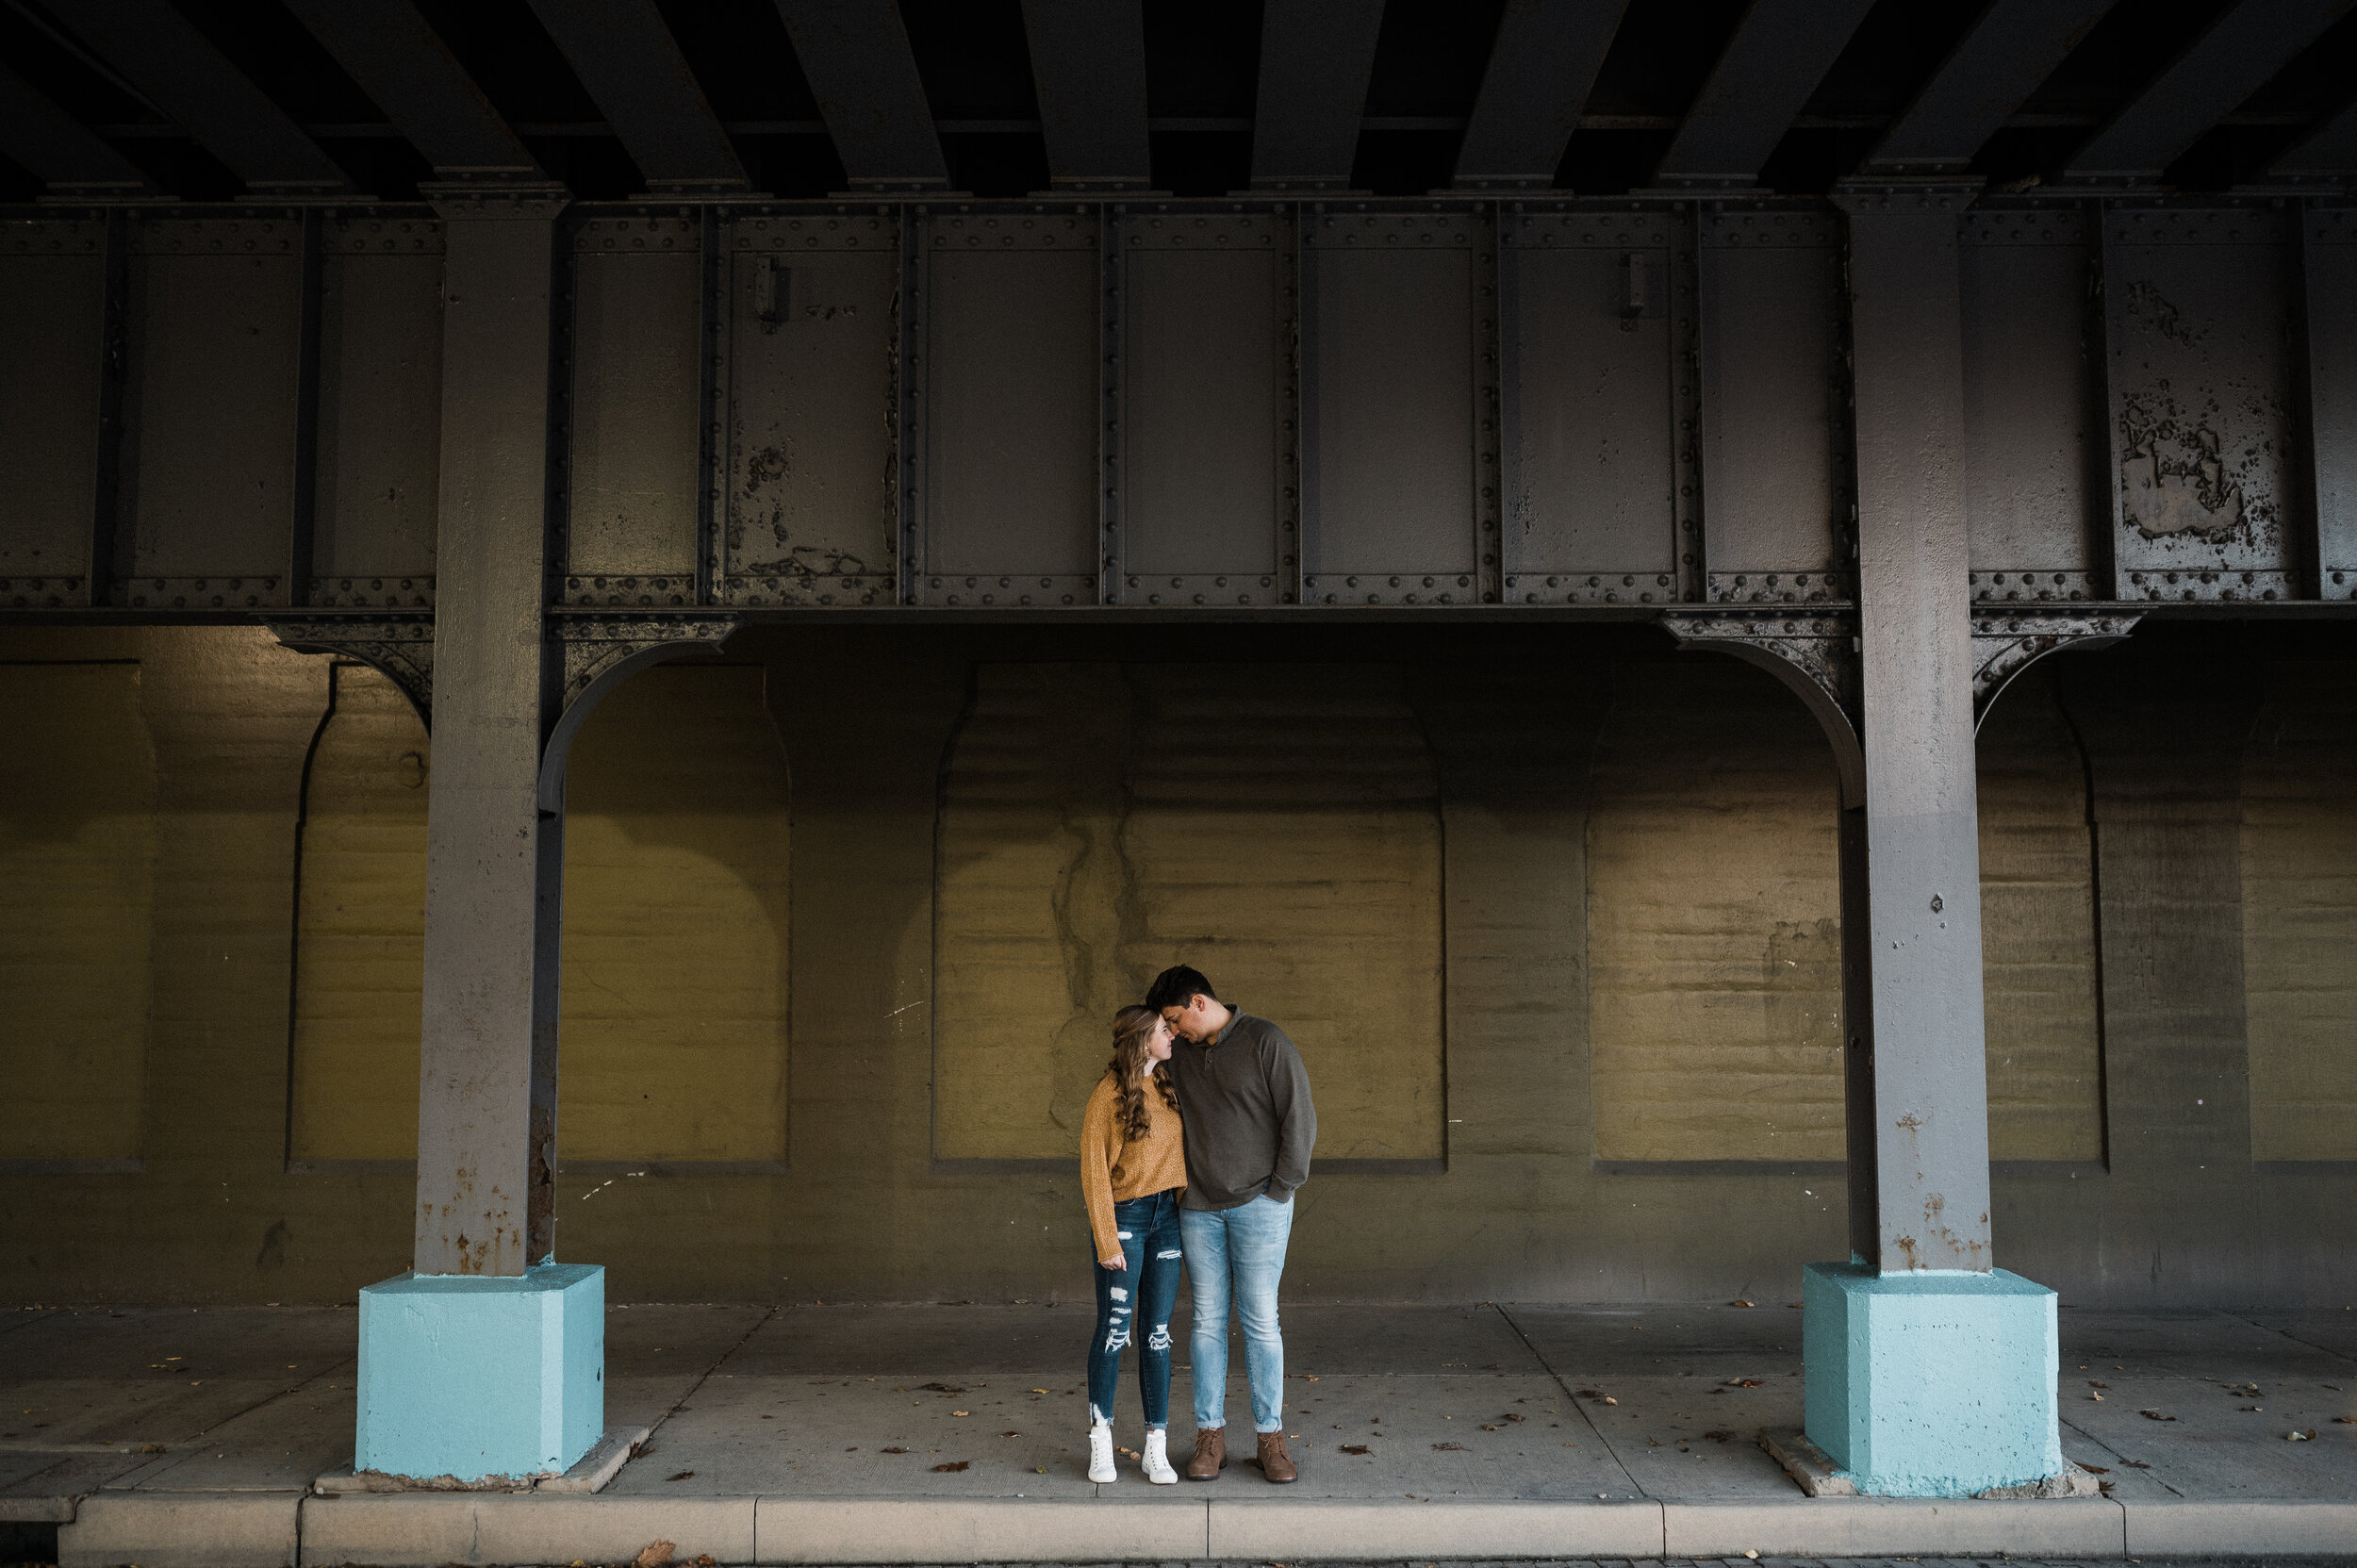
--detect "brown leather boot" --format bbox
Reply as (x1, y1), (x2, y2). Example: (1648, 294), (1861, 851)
(1184, 1426), (1226, 1480)
(1257, 1430), (1297, 1483)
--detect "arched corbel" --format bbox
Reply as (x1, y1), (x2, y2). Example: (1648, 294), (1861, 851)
(264, 613), (437, 730)
(1970, 609), (2142, 732)
(537, 611), (742, 810)
(1661, 608), (1865, 807)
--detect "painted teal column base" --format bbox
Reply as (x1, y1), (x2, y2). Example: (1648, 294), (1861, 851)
(355, 1262), (604, 1482)
(1802, 1260), (2062, 1497)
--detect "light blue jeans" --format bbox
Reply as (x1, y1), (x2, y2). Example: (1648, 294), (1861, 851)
(1179, 1192), (1294, 1432)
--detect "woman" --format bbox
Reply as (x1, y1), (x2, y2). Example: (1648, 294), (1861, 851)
(1078, 1003), (1186, 1484)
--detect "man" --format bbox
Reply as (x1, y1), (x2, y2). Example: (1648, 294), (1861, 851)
(1146, 964), (1315, 1483)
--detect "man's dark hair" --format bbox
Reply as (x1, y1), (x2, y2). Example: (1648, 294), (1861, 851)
(1145, 965), (1217, 1012)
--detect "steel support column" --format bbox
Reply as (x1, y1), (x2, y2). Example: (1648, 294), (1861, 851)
(1841, 182), (1992, 1275)
(1799, 179), (2065, 1498)
(347, 184), (606, 1488)
(415, 190), (569, 1279)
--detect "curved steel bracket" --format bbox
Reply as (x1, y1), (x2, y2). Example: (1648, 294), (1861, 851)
(264, 613), (437, 730)
(1970, 609), (2143, 731)
(537, 611), (741, 810)
(1662, 608), (1864, 807)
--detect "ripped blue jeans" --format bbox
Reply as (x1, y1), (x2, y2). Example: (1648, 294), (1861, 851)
(1086, 1188), (1184, 1428)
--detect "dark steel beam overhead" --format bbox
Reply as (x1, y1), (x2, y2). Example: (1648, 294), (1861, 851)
(2270, 91), (2357, 175)
(771, 0), (949, 192)
(1866, 0), (2118, 174)
(1451, 0), (1631, 190)
(2064, 0), (2357, 183)
(0, 57), (159, 196)
(524, 0), (750, 194)
(1249, 0), (1388, 192)
(279, 0), (540, 183)
(1018, 0), (1151, 190)
(45, 0), (353, 194)
(1652, 0), (1878, 188)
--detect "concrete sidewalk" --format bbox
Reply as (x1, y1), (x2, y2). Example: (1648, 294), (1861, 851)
(4, 1301), (2354, 1563)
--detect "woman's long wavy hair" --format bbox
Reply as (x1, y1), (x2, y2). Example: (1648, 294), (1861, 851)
(1107, 1003), (1180, 1144)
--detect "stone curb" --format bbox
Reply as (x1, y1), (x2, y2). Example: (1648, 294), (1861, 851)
(1205, 1498), (1664, 1560)
(1661, 1495), (2127, 1558)
(45, 1488), (2357, 1563)
(2122, 1498), (2357, 1556)
(299, 1494), (755, 1567)
(753, 1499), (1206, 1563)
(59, 1491), (305, 1568)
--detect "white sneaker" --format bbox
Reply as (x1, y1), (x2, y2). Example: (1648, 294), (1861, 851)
(1141, 1428), (1178, 1484)
(1087, 1422), (1116, 1483)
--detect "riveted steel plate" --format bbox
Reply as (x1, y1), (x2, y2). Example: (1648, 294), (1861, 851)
(721, 211), (899, 608)
(1501, 210), (1676, 585)
(1962, 208), (2099, 579)
(315, 215), (442, 605)
(120, 217), (305, 601)
(2104, 205), (2295, 595)
(1698, 208), (1848, 583)
(0, 220), (107, 605)
(1300, 207), (1483, 601)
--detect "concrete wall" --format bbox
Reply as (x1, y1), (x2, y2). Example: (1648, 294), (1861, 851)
(0, 619), (2351, 1306)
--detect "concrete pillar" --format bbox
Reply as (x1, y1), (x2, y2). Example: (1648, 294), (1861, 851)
(354, 189), (604, 1485)
(1804, 183), (2064, 1496)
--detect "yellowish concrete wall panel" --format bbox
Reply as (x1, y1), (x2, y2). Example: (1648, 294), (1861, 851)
(1587, 658), (1845, 1162)
(560, 664), (792, 1162)
(934, 663), (1445, 1163)
(288, 662), (792, 1165)
(1590, 659), (2103, 1164)
(1976, 674), (2103, 1162)
(289, 665), (429, 1163)
(0, 662), (157, 1161)
(2244, 662), (2357, 1161)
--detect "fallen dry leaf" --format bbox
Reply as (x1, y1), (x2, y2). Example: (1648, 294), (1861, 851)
(1502, 1412), (1525, 1423)
(1725, 1378), (1763, 1388)
(633, 1541), (674, 1568)
(950, 1410), (970, 1417)
(920, 1382), (965, 1394)
(1730, 1299), (1755, 1308)
(1030, 1388), (1048, 1394)
(2091, 1392), (2104, 1401)
(2122, 1460), (2151, 1468)
(1341, 1444), (1370, 1455)
(1432, 1442), (1463, 1451)
(2288, 1429), (2316, 1442)
(2335, 1416), (2356, 1425)
(880, 1446), (908, 1454)
(1000, 1430), (1019, 1437)
(2081, 1464), (2111, 1475)
(2139, 1410), (2177, 1422)
(1115, 1446), (1138, 1459)
(931, 1460), (969, 1472)
(1603, 1396), (1619, 1406)
(666, 1471), (694, 1482)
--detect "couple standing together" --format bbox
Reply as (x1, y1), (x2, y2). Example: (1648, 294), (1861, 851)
(1077, 965), (1315, 1486)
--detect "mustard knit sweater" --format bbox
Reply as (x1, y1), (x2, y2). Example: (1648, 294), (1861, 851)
(1079, 1070), (1187, 1263)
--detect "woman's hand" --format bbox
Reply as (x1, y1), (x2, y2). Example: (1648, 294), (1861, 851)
(1100, 1253), (1127, 1270)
